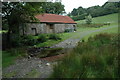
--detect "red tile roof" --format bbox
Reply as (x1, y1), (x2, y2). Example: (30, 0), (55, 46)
(35, 14), (77, 24)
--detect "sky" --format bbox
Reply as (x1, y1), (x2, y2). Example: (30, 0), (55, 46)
(61, 0), (108, 14)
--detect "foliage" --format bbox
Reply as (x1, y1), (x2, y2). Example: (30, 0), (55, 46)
(71, 13), (88, 21)
(70, 7), (86, 16)
(69, 2), (119, 21)
(10, 34), (23, 47)
(22, 35), (38, 46)
(2, 2), (65, 49)
(49, 34), (61, 40)
(64, 29), (74, 33)
(85, 14), (92, 24)
(37, 34), (48, 43)
(2, 2), (44, 48)
(50, 33), (119, 78)
(88, 33), (112, 47)
(41, 2), (65, 15)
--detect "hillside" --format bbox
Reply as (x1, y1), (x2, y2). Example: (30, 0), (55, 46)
(76, 13), (118, 24)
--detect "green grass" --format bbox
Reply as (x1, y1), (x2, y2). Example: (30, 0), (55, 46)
(24, 69), (40, 78)
(2, 48), (28, 68)
(35, 24), (118, 47)
(2, 51), (18, 68)
(76, 13), (118, 24)
(82, 26), (118, 41)
(50, 33), (119, 78)
(3, 71), (17, 78)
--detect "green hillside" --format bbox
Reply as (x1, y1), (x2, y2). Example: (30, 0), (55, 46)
(76, 13), (118, 24)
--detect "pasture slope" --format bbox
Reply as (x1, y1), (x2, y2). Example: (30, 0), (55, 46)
(76, 13), (118, 24)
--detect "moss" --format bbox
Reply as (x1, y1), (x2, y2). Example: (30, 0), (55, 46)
(3, 71), (17, 78)
(24, 69), (40, 78)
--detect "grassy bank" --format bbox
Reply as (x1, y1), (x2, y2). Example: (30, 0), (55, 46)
(82, 26), (118, 41)
(2, 47), (28, 68)
(50, 33), (119, 78)
(76, 13), (118, 24)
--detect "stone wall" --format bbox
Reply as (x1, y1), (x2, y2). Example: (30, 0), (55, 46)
(20, 23), (47, 35)
(19, 23), (77, 35)
(54, 24), (76, 33)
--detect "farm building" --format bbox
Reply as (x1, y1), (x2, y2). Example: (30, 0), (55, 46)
(20, 14), (77, 35)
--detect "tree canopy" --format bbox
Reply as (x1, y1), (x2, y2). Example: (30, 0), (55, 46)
(68, 2), (120, 21)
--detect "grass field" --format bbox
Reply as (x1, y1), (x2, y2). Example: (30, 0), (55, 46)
(2, 51), (18, 68)
(51, 33), (119, 78)
(76, 13), (118, 24)
(82, 26), (118, 41)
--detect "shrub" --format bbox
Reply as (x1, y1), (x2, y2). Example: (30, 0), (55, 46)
(37, 34), (48, 43)
(49, 34), (61, 40)
(22, 35), (37, 46)
(85, 14), (92, 24)
(64, 29), (73, 32)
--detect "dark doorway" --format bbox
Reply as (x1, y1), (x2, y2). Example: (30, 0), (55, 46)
(47, 23), (54, 33)
(31, 28), (37, 35)
(73, 25), (76, 31)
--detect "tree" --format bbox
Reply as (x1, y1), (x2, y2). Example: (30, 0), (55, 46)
(102, 2), (119, 15)
(71, 8), (78, 16)
(41, 2), (65, 14)
(85, 14), (92, 24)
(77, 6), (86, 15)
(68, 2), (119, 21)
(2, 2), (44, 48)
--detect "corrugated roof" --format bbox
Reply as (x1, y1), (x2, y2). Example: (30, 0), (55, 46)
(35, 14), (77, 24)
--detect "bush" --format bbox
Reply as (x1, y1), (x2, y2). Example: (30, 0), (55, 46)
(22, 35), (37, 46)
(49, 34), (61, 40)
(64, 29), (74, 32)
(37, 34), (48, 43)
(85, 14), (92, 24)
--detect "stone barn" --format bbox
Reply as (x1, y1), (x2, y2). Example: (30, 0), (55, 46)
(20, 14), (77, 35)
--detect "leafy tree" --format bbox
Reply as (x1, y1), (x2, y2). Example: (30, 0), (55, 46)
(85, 14), (92, 24)
(102, 2), (118, 15)
(68, 2), (119, 21)
(77, 6), (86, 15)
(2, 2), (44, 48)
(71, 8), (78, 16)
(41, 2), (65, 14)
